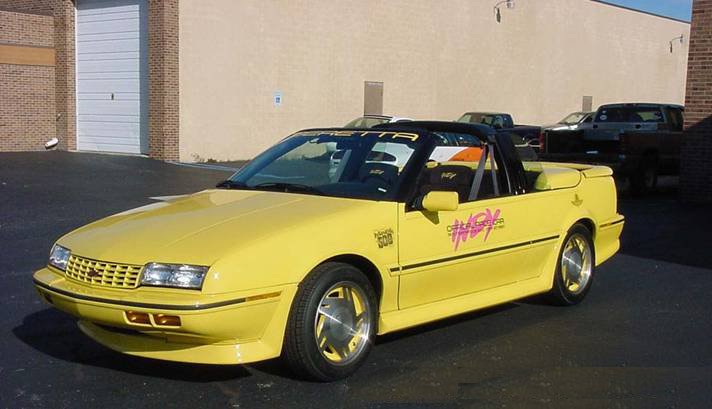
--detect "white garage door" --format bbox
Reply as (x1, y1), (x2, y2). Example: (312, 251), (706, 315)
(76, 0), (148, 154)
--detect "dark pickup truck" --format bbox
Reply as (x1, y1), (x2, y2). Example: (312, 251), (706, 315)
(540, 103), (684, 193)
(457, 112), (541, 147)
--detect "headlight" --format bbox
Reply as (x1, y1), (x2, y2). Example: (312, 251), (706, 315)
(49, 244), (71, 271)
(141, 263), (208, 289)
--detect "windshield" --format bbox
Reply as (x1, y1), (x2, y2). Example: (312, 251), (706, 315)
(343, 117), (391, 128)
(223, 130), (422, 201)
(559, 112), (587, 125)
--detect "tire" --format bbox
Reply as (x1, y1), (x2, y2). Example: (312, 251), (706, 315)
(283, 262), (378, 381)
(630, 155), (658, 196)
(547, 224), (595, 306)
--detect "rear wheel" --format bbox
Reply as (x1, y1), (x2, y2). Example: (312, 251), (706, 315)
(630, 155), (658, 196)
(283, 262), (377, 381)
(547, 224), (595, 305)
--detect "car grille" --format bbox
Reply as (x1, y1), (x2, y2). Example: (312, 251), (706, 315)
(65, 255), (143, 289)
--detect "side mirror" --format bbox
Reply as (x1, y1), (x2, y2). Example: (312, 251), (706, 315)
(419, 191), (459, 212)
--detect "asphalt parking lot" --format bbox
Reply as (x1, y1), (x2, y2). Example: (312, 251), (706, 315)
(1, 151), (711, 409)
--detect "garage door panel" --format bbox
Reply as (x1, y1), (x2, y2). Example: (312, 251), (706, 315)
(79, 114), (140, 124)
(79, 121), (140, 134)
(78, 52), (139, 62)
(78, 59), (140, 73)
(78, 11), (139, 23)
(77, 78), (140, 94)
(78, 0), (139, 14)
(78, 135), (140, 146)
(77, 18), (142, 36)
(78, 100), (141, 116)
(79, 141), (142, 154)
(76, 0), (147, 154)
(78, 92), (140, 101)
(78, 71), (142, 81)
(76, 31), (138, 43)
(76, 37), (139, 53)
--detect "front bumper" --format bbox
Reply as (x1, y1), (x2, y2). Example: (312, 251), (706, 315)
(33, 267), (298, 364)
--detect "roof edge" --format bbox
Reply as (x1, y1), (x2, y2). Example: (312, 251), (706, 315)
(590, 0), (691, 24)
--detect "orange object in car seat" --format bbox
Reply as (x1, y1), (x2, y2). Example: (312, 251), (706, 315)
(450, 147), (483, 162)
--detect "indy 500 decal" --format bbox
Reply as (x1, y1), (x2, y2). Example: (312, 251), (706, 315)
(447, 208), (504, 251)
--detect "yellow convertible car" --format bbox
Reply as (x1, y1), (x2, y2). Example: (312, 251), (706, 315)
(33, 121), (624, 381)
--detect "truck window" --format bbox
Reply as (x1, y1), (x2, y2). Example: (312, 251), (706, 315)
(595, 107), (626, 122)
(596, 106), (665, 123)
(667, 107), (684, 131)
(631, 107), (664, 123)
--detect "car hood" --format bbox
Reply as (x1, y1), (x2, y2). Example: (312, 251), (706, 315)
(58, 189), (375, 266)
(542, 123), (572, 130)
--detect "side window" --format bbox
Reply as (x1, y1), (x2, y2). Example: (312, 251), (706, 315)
(596, 108), (625, 122)
(491, 116), (505, 129)
(668, 108), (684, 131)
(632, 108), (664, 123)
(503, 115), (514, 128)
(583, 115), (593, 123)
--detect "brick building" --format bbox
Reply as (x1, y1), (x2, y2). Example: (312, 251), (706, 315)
(681, 0), (712, 203)
(0, 0), (693, 164)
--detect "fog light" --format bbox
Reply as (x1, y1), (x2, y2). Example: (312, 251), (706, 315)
(125, 311), (151, 325)
(153, 314), (181, 327)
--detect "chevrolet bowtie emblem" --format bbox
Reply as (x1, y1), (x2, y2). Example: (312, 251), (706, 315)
(86, 269), (100, 278)
(572, 194), (583, 206)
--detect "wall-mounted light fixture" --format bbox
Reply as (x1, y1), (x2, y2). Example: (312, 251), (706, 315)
(493, 0), (515, 23)
(669, 34), (684, 53)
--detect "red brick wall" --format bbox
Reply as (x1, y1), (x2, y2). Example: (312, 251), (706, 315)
(0, 10), (55, 152)
(0, 0), (52, 15)
(681, 0), (712, 202)
(148, 0), (179, 161)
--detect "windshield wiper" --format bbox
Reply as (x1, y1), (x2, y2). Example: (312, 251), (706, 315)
(252, 182), (323, 195)
(216, 180), (249, 189)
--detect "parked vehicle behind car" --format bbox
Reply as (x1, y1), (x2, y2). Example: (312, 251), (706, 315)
(543, 111), (594, 132)
(456, 111), (541, 147)
(344, 115), (412, 128)
(540, 103), (684, 193)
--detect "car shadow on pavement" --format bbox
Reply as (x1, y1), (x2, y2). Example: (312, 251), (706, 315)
(13, 308), (253, 382)
(617, 180), (712, 270)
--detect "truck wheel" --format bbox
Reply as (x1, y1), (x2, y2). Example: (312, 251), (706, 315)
(283, 262), (377, 381)
(547, 224), (595, 306)
(630, 156), (658, 196)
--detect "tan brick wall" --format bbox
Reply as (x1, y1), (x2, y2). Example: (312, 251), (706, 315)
(148, 0), (179, 161)
(0, 9), (55, 152)
(681, 0), (712, 202)
(52, 0), (75, 151)
(0, 10), (54, 46)
(0, 0), (53, 16)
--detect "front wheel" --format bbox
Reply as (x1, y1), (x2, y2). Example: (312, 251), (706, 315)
(283, 262), (377, 381)
(547, 224), (595, 305)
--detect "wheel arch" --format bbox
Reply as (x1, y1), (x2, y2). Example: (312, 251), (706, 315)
(573, 217), (596, 240)
(318, 254), (384, 304)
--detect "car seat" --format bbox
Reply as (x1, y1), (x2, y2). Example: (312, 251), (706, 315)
(419, 164), (475, 203)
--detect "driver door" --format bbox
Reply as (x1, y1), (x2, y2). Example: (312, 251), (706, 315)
(396, 144), (535, 309)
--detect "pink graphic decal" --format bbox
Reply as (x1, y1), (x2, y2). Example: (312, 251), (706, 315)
(448, 208), (504, 251)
